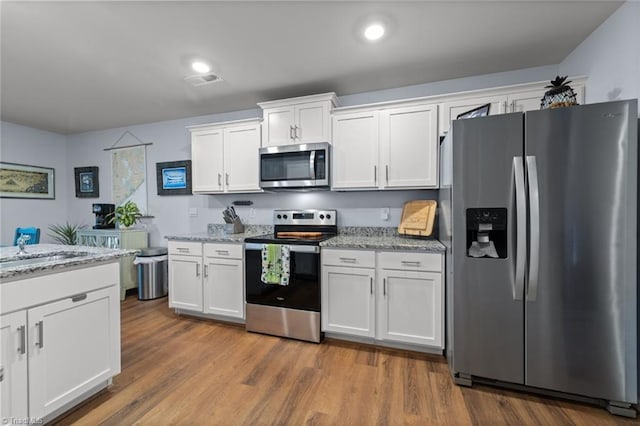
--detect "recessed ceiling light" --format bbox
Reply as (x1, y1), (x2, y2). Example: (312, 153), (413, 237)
(191, 61), (211, 74)
(364, 23), (385, 41)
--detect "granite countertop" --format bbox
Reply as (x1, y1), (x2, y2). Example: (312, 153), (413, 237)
(165, 224), (273, 243)
(320, 235), (445, 252)
(0, 244), (138, 280)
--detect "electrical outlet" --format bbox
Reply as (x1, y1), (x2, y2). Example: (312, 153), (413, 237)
(188, 208), (198, 217)
(380, 207), (390, 221)
(249, 208), (256, 218)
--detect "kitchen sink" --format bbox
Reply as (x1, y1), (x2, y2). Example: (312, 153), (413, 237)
(0, 252), (89, 269)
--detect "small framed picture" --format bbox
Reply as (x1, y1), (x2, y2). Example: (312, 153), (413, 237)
(457, 103), (491, 120)
(1, 162), (55, 199)
(156, 160), (192, 196)
(74, 166), (99, 198)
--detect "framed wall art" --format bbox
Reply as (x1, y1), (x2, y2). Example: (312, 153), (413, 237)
(457, 103), (491, 120)
(0, 162), (55, 199)
(156, 160), (192, 196)
(74, 166), (99, 198)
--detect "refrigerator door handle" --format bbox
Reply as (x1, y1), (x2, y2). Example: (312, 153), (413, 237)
(513, 156), (526, 300)
(526, 155), (541, 301)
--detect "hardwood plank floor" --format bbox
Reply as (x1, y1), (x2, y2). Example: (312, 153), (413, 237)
(53, 296), (637, 425)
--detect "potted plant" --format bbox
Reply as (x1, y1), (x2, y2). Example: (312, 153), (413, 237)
(108, 201), (143, 229)
(48, 222), (85, 245)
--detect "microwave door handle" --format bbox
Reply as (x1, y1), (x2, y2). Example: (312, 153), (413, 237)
(309, 150), (316, 179)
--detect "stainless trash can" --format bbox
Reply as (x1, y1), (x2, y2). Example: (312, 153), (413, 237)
(135, 247), (168, 300)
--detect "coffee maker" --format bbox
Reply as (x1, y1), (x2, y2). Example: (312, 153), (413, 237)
(93, 203), (115, 229)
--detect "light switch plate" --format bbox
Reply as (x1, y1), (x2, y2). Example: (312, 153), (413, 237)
(380, 207), (390, 221)
(189, 208), (198, 217)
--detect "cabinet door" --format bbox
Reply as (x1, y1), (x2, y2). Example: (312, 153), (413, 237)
(377, 269), (443, 348)
(223, 124), (262, 192)
(28, 286), (119, 419)
(439, 95), (506, 135)
(0, 311), (28, 420)
(203, 258), (244, 319)
(321, 265), (375, 337)
(262, 106), (295, 146)
(168, 255), (203, 311)
(508, 89), (546, 113)
(331, 111), (379, 189)
(380, 104), (439, 188)
(191, 129), (224, 192)
(295, 101), (331, 143)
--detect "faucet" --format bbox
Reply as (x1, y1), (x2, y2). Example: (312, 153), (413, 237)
(16, 235), (30, 255)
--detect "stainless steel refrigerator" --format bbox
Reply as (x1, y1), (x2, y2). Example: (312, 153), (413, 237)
(439, 100), (638, 417)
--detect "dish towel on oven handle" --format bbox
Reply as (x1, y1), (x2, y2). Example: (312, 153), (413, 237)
(261, 244), (290, 286)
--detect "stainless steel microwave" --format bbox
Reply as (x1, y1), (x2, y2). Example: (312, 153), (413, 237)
(259, 142), (330, 190)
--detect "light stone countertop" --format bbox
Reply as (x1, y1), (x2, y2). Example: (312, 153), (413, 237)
(320, 235), (445, 252)
(165, 224), (273, 243)
(0, 244), (138, 280)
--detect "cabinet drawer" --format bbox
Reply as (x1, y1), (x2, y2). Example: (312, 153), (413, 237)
(377, 251), (442, 272)
(204, 243), (243, 259)
(322, 249), (375, 268)
(168, 241), (203, 256)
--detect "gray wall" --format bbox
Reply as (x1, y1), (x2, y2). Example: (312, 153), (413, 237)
(0, 122), (69, 244)
(559, 1), (640, 106)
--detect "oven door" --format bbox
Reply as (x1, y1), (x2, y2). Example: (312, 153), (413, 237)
(245, 243), (320, 312)
(259, 143), (329, 189)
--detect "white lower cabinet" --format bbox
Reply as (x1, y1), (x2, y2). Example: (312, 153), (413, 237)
(321, 248), (444, 350)
(168, 241), (245, 321)
(203, 244), (244, 319)
(0, 311), (28, 420)
(0, 262), (120, 422)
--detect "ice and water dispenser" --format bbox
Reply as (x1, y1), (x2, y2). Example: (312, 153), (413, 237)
(466, 208), (507, 258)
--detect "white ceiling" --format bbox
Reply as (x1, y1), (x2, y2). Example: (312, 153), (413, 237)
(1, 1), (622, 135)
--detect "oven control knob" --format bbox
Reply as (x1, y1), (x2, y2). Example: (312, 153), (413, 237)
(326, 214), (331, 219)
(277, 214), (282, 219)
(283, 214), (288, 219)
(319, 214), (325, 220)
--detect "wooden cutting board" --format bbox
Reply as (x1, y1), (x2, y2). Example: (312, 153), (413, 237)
(398, 200), (437, 237)
(276, 232), (323, 238)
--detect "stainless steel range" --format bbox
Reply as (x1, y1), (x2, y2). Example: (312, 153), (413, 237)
(244, 209), (337, 343)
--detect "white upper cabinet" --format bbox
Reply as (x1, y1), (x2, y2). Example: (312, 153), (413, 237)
(439, 95), (506, 136)
(189, 119), (262, 194)
(332, 101), (439, 190)
(380, 103), (439, 189)
(258, 93), (338, 146)
(332, 111), (379, 189)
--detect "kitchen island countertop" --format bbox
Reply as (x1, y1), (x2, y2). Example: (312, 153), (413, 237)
(0, 244), (137, 280)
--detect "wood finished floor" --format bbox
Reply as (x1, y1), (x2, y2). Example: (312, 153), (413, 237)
(53, 296), (637, 425)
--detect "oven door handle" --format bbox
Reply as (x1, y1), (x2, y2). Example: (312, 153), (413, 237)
(245, 243), (320, 253)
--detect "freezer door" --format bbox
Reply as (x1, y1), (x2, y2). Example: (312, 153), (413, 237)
(525, 101), (638, 403)
(451, 113), (525, 384)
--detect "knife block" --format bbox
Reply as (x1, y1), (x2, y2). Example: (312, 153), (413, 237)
(225, 218), (244, 234)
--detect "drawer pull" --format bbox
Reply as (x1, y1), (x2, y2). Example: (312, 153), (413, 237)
(176, 247), (190, 253)
(216, 250), (229, 255)
(370, 277), (373, 295)
(383, 278), (387, 296)
(36, 320), (44, 349)
(401, 261), (421, 266)
(339, 257), (357, 263)
(71, 293), (87, 302)
(18, 325), (26, 355)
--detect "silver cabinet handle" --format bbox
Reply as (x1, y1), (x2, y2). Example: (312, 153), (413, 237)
(401, 261), (421, 266)
(383, 278), (387, 296)
(295, 125), (300, 139)
(225, 173), (229, 186)
(385, 165), (389, 184)
(290, 125), (295, 140)
(339, 257), (356, 263)
(204, 264), (208, 278)
(216, 250), (229, 255)
(374, 165), (377, 183)
(218, 173), (222, 187)
(0, 365), (3, 382)
(370, 277), (373, 295)
(71, 293), (87, 302)
(177, 247), (190, 253)
(36, 320), (44, 348)
(18, 325), (26, 355)
(513, 156), (526, 301)
(196, 263), (200, 277)
(526, 156), (540, 302)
